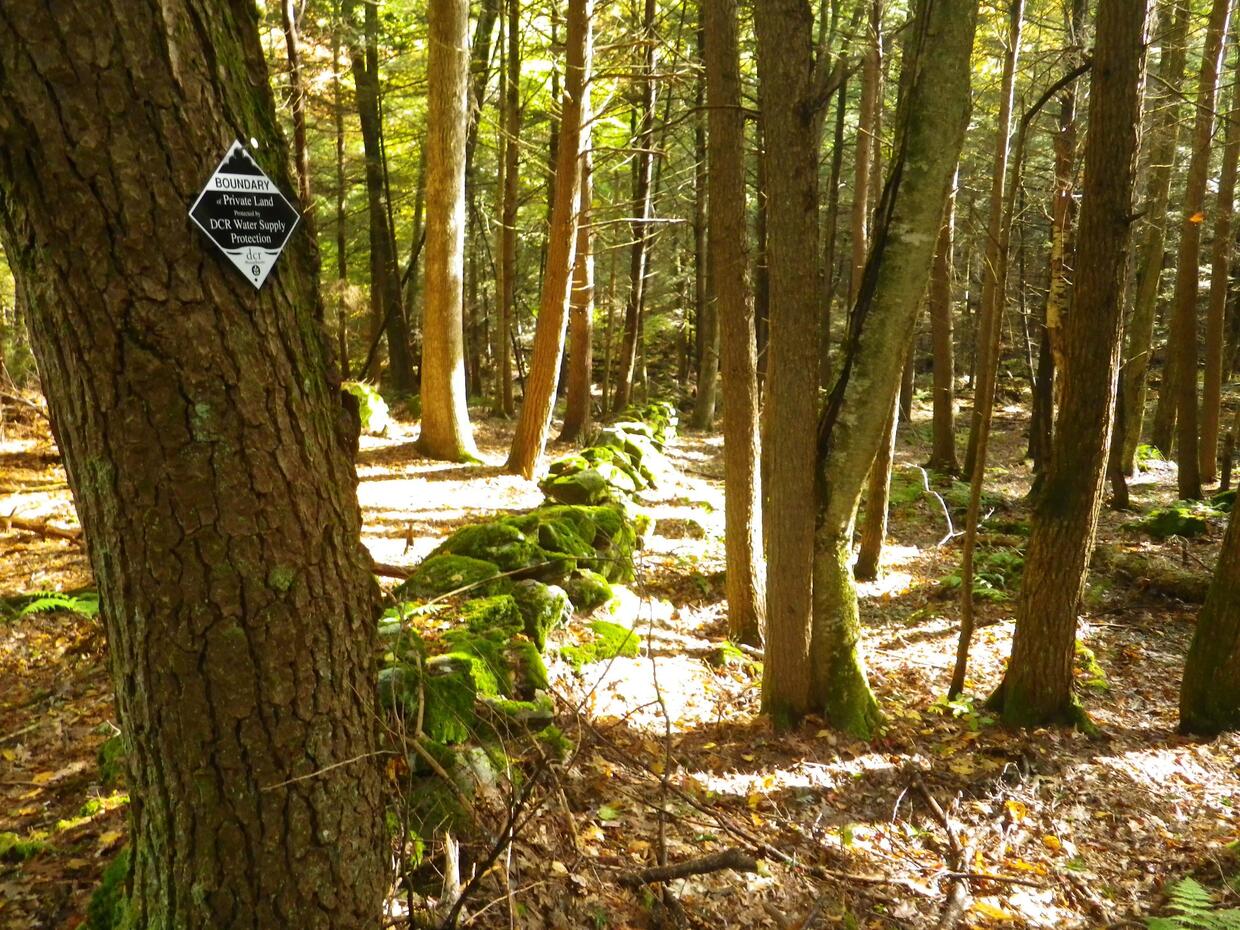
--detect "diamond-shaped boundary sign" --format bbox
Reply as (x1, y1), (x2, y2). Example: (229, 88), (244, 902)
(189, 140), (300, 289)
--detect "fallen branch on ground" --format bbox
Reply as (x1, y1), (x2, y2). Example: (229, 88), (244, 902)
(2, 513), (82, 542)
(617, 848), (759, 888)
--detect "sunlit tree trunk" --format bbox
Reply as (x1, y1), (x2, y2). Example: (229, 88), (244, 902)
(990, 0), (1147, 726)
(612, 0), (658, 413)
(494, 0), (520, 418)
(1166, 0), (1233, 499)
(691, 12), (719, 431)
(420, 0), (479, 460)
(848, 0), (882, 304)
(0, 3), (385, 925)
(707, 0), (765, 646)
(506, 0), (591, 477)
(810, 0), (979, 735)
(1181, 499), (1240, 734)
(1122, 0), (1188, 471)
(346, 0), (415, 391)
(927, 178), (958, 472)
(1200, 36), (1240, 482)
(962, 0), (1024, 479)
(559, 86), (595, 443)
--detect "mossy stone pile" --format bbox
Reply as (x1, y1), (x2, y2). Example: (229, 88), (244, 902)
(540, 402), (677, 506)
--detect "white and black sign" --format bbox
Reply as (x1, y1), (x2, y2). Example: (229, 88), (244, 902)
(189, 140), (300, 289)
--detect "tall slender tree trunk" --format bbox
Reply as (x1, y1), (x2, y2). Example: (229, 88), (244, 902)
(962, 0), (1023, 480)
(989, 0), (1147, 726)
(282, 0), (313, 227)
(1122, 0), (1189, 471)
(849, 0), (882, 304)
(1200, 34), (1240, 482)
(808, 0), (979, 735)
(347, 0), (415, 391)
(421, 0), (480, 460)
(494, 0), (520, 417)
(951, 0), (1024, 698)
(559, 82), (595, 443)
(820, 80), (848, 389)
(1166, 0), (1233, 500)
(928, 178), (959, 472)
(612, 0), (658, 413)
(332, 5), (351, 376)
(506, 0), (591, 477)
(0, 3), (385, 926)
(706, 0), (765, 646)
(691, 13), (719, 430)
(854, 395), (898, 580)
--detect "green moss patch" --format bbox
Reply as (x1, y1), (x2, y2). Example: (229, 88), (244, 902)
(562, 619), (641, 672)
(0, 830), (48, 863)
(1133, 501), (1215, 540)
(397, 554), (502, 599)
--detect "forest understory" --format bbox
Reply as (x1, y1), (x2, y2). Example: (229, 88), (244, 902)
(1, 389), (1237, 930)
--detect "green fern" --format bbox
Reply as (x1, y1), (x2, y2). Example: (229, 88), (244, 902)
(1147, 878), (1240, 930)
(17, 591), (100, 619)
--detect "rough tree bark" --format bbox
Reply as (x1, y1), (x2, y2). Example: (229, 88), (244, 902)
(0, 3), (384, 927)
(1163, 0), (1232, 497)
(506, 0), (590, 477)
(420, 0), (480, 460)
(1121, 0), (1188, 472)
(989, 0), (1147, 727)
(754, 0), (826, 723)
(706, 0), (765, 646)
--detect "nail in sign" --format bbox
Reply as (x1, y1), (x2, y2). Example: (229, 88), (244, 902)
(189, 140), (300, 289)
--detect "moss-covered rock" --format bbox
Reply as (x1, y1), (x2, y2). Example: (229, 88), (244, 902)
(561, 619), (640, 671)
(398, 554), (502, 599)
(540, 468), (613, 505)
(1134, 501), (1213, 540)
(563, 569), (614, 613)
(462, 594), (525, 636)
(0, 830), (47, 863)
(510, 580), (572, 650)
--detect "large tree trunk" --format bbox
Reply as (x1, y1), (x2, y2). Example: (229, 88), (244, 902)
(1181, 500), (1240, 734)
(1200, 39), (1240, 483)
(809, 0), (978, 735)
(347, 0), (415, 392)
(1165, 0), (1233, 499)
(420, 0), (480, 460)
(989, 0), (1146, 727)
(754, 0), (825, 725)
(706, 0), (765, 647)
(494, 0), (520, 418)
(506, 0), (590, 477)
(611, 0), (658, 413)
(0, 4), (384, 927)
(927, 178), (959, 472)
(1121, 0), (1188, 472)
(558, 85), (596, 444)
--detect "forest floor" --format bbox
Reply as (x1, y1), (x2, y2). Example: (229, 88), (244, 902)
(1, 389), (1238, 930)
